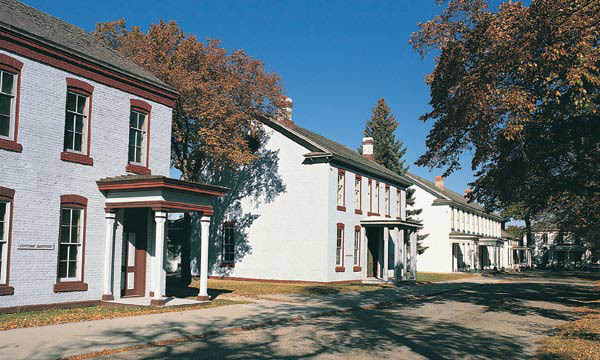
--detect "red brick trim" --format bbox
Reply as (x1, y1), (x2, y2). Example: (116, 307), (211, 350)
(0, 28), (177, 107)
(60, 151), (93, 166)
(60, 194), (88, 208)
(0, 300), (102, 315)
(336, 205), (346, 212)
(353, 266), (362, 272)
(355, 209), (363, 215)
(66, 77), (94, 95)
(196, 295), (210, 301)
(131, 98), (152, 113)
(104, 201), (213, 215)
(367, 212), (380, 217)
(126, 163), (151, 175)
(0, 54), (23, 153)
(57, 195), (88, 288)
(53, 281), (88, 292)
(335, 266), (346, 272)
(101, 294), (114, 301)
(208, 276), (357, 284)
(0, 186), (15, 289)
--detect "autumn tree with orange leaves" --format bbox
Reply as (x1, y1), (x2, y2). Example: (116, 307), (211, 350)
(94, 20), (287, 284)
(411, 0), (599, 244)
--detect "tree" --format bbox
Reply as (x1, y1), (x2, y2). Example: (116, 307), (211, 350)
(359, 99), (426, 254)
(410, 0), (600, 243)
(94, 20), (287, 284)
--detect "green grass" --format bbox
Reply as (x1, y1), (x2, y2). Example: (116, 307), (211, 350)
(0, 299), (244, 331)
(415, 272), (476, 283)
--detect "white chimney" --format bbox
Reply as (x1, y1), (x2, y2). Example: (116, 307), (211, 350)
(434, 176), (445, 190)
(362, 137), (374, 160)
(279, 97), (294, 127)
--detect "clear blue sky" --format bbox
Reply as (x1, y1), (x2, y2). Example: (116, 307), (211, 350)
(23, 0), (480, 193)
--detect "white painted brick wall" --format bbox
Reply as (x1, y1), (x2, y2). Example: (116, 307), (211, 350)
(0, 49), (172, 308)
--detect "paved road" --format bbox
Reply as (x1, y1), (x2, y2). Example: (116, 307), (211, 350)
(99, 274), (598, 359)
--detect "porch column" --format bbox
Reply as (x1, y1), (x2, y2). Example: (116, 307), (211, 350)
(409, 230), (418, 280)
(102, 210), (116, 301)
(197, 214), (211, 301)
(151, 211), (167, 306)
(394, 227), (402, 283)
(383, 227), (389, 281)
(403, 230), (408, 280)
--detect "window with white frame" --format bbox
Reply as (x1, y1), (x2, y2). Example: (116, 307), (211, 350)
(450, 207), (455, 230)
(128, 110), (147, 164)
(0, 70), (16, 139)
(64, 91), (88, 153)
(337, 170), (345, 209)
(354, 228), (360, 266)
(368, 179), (373, 212)
(384, 186), (390, 216)
(375, 182), (380, 214)
(354, 176), (361, 211)
(58, 207), (83, 280)
(396, 189), (401, 218)
(336, 225), (344, 266)
(222, 223), (235, 264)
(0, 201), (8, 284)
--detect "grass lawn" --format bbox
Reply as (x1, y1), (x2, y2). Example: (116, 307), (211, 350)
(416, 272), (476, 283)
(537, 305), (600, 360)
(0, 299), (244, 332)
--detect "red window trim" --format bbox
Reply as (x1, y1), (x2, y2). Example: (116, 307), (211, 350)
(353, 225), (361, 271)
(220, 221), (235, 267)
(0, 54), (23, 153)
(335, 223), (345, 272)
(126, 99), (152, 175)
(385, 184), (391, 218)
(0, 186), (15, 295)
(62, 78), (94, 166)
(336, 169), (346, 212)
(55, 194), (88, 292)
(354, 175), (362, 214)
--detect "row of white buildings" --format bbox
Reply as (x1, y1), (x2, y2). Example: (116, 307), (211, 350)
(0, 0), (526, 312)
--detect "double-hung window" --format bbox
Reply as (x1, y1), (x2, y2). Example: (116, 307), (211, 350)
(375, 182), (380, 214)
(336, 170), (345, 211)
(353, 227), (360, 267)
(336, 223), (344, 270)
(222, 222), (235, 265)
(0, 186), (14, 295)
(368, 179), (373, 213)
(384, 185), (390, 217)
(354, 175), (361, 213)
(64, 91), (88, 153)
(129, 110), (147, 164)
(58, 207), (83, 281)
(0, 54), (23, 153)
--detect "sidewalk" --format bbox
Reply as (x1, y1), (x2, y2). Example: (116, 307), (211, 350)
(0, 279), (495, 359)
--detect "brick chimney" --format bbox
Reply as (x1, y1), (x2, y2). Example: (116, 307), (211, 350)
(464, 188), (473, 200)
(278, 97), (293, 127)
(434, 176), (444, 190)
(362, 137), (374, 160)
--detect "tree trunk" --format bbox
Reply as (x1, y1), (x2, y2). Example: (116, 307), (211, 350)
(180, 212), (192, 287)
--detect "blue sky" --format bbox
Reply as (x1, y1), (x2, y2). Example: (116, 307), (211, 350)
(23, 0), (480, 193)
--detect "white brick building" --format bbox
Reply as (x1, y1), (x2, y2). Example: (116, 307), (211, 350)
(207, 114), (421, 283)
(406, 173), (509, 273)
(0, 0), (224, 311)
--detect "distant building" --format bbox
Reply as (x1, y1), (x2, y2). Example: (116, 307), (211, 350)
(527, 230), (596, 269)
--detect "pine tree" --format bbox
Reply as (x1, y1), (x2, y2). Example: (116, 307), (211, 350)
(360, 98), (426, 253)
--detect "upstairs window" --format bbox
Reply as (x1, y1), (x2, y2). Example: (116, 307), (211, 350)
(368, 179), (373, 213)
(0, 54), (23, 153)
(396, 189), (401, 219)
(222, 222), (235, 265)
(375, 182), (380, 214)
(354, 175), (362, 213)
(336, 169), (345, 211)
(64, 91), (88, 153)
(129, 110), (147, 164)
(385, 185), (390, 217)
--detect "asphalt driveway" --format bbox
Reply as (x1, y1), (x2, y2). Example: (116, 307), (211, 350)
(98, 273), (599, 359)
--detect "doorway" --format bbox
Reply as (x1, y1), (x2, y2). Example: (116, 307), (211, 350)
(121, 208), (148, 297)
(367, 228), (380, 278)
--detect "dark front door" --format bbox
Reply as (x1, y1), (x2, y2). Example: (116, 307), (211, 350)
(367, 228), (379, 278)
(122, 208), (148, 297)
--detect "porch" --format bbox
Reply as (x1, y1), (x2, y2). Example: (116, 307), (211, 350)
(360, 219), (422, 282)
(97, 175), (228, 306)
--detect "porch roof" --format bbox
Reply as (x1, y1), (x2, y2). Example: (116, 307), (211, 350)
(360, 218), (422, 229)
(97, 175), (228, 214)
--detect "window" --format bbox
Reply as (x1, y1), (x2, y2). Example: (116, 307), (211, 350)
(375, 181), (380, 214)
(0, 186), (14, 295)
(396, 189), (401, 219)
(127, 99), (152, 175)
(354, 175), (362, 214)
(466, 212), (470, 233)
(337, 170), (345, 211)
(55, 195), (88, 292)
(61, 78), (94, 165)
(0, 54), (23, 153)
(353, 226), (361, 269)
(336, 223), (344, 271)
(222, 223), (235, 265)
(384, 185), (390, 217)
(368, 179), (373, 213)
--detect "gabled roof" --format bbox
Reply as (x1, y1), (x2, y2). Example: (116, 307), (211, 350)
(405, 172), (504, 221)
(260, 118), (412, 188)
(0, 0), (175, 93)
